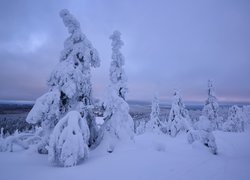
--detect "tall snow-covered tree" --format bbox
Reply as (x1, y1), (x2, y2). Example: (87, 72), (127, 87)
(109, 31), (128, 100)
(26, 9), (100, 153)
(223, 105), (245, 132)
(168, 90), (191, 137)
(146, 94), (162, 133)
(98, 31), (134, 152)
(202, 80), (222, 130)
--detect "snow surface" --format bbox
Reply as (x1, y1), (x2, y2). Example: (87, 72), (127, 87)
(0, 129), (250, 180)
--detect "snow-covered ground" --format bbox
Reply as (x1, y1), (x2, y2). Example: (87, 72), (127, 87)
(0, 129), (249, 180)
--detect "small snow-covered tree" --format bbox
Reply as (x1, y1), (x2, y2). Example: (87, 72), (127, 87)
(135, 120), (146, 135)
(26, 9), (100, 152)
(0, 128), (5, 151)
(202, 80), (222, 130)
(187, 116), (217, 154)
(242, 105), (250, 124)
(26, 90), (60, 153)
(0, 128), (3, 140)
(98, 31), (134, 153)
(146, 94), (162, 133)
(48, 111), (89, 167)
(223, 105), (245, 132)
(168, 90), (191, 136)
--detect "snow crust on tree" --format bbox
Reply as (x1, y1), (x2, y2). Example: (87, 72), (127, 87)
(146, 94), (162, 133)
(188, 116), (217, 154)
(223, 105), (245, 132)
(202, 80), (222, 130)
(26, 90), (60, 132)
(167, 90), (191, 136)
(98, 31), (134, 152)
(48, 111), (89, 167)
(26, 9), (100, 151)
(59, 9), (100, 68)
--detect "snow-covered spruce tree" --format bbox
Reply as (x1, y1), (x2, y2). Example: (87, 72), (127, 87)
(202, 80), (222, 130)
(168, 90), (191, 137)
(223, 105), (245, 132)
(146, 94), (162, 133)
(98, 31), (134, 153)
(48, 111), (89, 167)
(187, 116), (217, 154)
(26, 9), (100, 153)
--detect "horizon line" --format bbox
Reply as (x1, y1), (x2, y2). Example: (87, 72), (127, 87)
(0, 99), (249, 106)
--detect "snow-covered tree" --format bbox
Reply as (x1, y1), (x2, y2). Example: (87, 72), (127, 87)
(0, 128), (5, 152)
(109, 30), (128, 100)
(0, 128), (3, 140)
(48, 111), (89, 167)
(98, 31), (134, 152)
(168, 90), (191, 137)
(223, 105), (245, 132)
(103, 31), (128, 122)
(26, 9), (100, 153)
(202, 80), (222, 130)
(187, 116), (217, 155)
(26, 90), (60, 153)
(135, 120), (146, 135)
(242, 105), (250, 124)
(146, 94), (162, 133)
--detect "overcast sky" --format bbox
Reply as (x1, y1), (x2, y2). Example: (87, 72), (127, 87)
(0, 0), (250, 103)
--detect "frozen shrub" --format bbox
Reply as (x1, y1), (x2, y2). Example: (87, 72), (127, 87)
(0, 130), (29, 152)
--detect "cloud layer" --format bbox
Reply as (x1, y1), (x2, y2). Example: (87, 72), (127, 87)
(0, 0), (250, 103)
